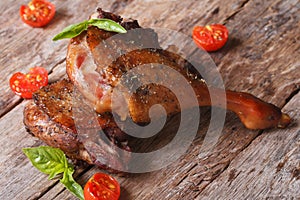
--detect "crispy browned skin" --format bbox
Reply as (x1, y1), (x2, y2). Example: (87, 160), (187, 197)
(66, 8), (290, 130)
(24, 101), (91, 161)
(23, 79), (130, 172)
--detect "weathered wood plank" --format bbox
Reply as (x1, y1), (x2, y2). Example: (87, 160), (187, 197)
(0, 1), (118, 199)
(116, 0), (300, 106)
(216, 0), (300, 107)
(0, 0), (115, 116)
(0, 101), (56, 200)
(199, 92), (300, 199)
(80, 0), (298, 199)
(0, 0), (299, 199)
(40, 0), (299, 199)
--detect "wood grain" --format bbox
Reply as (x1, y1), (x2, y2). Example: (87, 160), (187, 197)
(0, 0), (299, 199)
(199, 93), (300, 199)
(0, 0), (112, 117)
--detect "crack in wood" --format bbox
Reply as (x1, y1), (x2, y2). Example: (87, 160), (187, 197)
(37, 165), (93, 199)
(175, 163), (198, 187)
(291, 162), (300, 180)
(52, 187), (66, 200)
(224, 0), (251, 23)
(0, 98), (23, 119)
(193, 129), (263, 196)
(32, 179), (61, 200)
(284, 88), (300, 106)
(49, 58), (66, 75)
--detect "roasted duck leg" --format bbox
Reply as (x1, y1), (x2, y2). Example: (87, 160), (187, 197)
(66, 8), (290, 130)
(23, 8), (291, 174)
(24, 79), (131, 172)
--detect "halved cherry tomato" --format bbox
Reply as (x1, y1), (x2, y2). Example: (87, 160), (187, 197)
(192, 24), (228, 52)
(20, 0), (55, 27)
(9, 67), (48, 99)
(84, 172), (120, 200)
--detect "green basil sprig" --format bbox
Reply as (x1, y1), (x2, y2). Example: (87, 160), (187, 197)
(23, 146), (84, 200)
(52, 18), (127, 41)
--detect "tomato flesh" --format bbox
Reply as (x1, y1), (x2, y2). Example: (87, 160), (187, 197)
(9, 67), (48, 99)
(20, 0), (55, 27)
(84, 173), (120, 200)
(193, 24), (228, 52)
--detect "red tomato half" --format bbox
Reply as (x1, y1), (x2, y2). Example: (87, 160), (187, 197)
(84, 173), (121, 200)
(20, 0), (56, 27)
(193, 24), (228, 52)
(9, 67), (48, 99)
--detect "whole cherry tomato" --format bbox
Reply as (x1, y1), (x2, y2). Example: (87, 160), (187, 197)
(84, 173), (121, 200)
(9, 67), (48, 99)
(192, 24), (228, 52)
(20, 0), (56, 27)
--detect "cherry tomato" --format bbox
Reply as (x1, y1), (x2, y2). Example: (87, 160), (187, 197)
(9, 67), (48, 99)
(20, 0), (56, 27)
(84, 173), (120, 200)
(192, 24), (228, 52)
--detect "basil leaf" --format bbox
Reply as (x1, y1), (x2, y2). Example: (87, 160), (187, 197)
(52, 21), (88, 41)
(87, 18), (127, 34)
(52, 18), (127, 41)
(23, 146), (84, 200)
(60, 167), (84, 200)
(22, 146), (67, 179)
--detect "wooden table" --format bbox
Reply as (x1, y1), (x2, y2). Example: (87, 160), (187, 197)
(0, 0), (299, 199)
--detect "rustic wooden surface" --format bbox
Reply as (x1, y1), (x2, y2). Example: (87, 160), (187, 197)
(0, 0), (299, 199)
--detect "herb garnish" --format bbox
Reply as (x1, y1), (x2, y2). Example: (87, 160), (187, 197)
(23, 146), (84, 200)
(52, 18), (127, 41)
